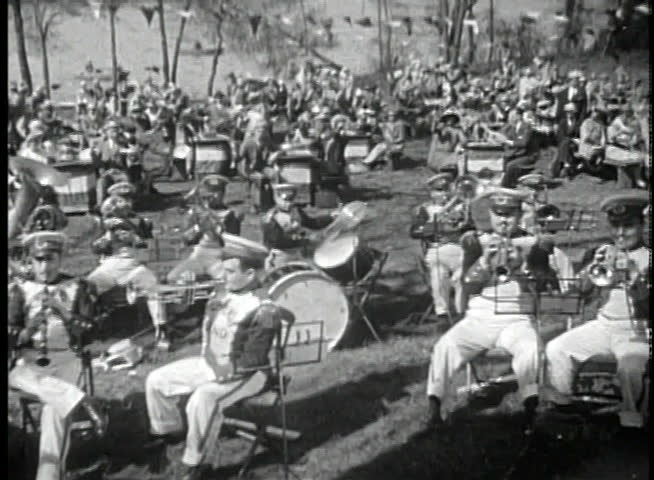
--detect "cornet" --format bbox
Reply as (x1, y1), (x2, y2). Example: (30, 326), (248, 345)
(587, 245), (630, 288)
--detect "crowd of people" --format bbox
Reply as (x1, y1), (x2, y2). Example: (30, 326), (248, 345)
(7, 50), (651, 480)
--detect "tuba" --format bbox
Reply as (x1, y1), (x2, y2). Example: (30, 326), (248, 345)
(8, 156), (70, 240)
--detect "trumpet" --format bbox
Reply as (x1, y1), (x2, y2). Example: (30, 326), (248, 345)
(485, 235), (521, 283)
(126, 279), (225, 306)
(587, 245), (630, 287)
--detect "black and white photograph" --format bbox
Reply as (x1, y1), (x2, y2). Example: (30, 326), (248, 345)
(7, 0), (651, 479)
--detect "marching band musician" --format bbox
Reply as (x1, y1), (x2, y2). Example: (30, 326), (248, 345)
(23, 184), (69, 233)
(166, 175), (242, 284)
(8, 231), (106, 480)
(261, 183), (334, 252)
(410, 172), (473, 320)
(145, 252), (295, 480)
(545, 192), (650, 429)
(425, 189), (569, 430)
(87, 188), (169, 349)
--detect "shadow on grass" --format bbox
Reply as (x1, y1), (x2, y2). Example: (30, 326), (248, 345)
(211, 363), (429, 476)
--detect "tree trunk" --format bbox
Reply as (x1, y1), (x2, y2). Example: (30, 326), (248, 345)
(157, 0), (170, 85)
(39, 33), (50, 98)
(376, 0), (384, 74)
(383, 0), (392, 81)
(466, 5), (475, 65)
(171, 0), (192, 83)
(207, 26), (223, 97)
(10, 0), (33, 93)
(109, 7), (119, 113)
(299, 0), (309, 54)
(453, 1), (468, 66)
(487, 0), (494, 63)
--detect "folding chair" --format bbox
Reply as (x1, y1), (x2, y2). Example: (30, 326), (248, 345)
(341, 248), (388, 343)
(200, 318), (306, 480)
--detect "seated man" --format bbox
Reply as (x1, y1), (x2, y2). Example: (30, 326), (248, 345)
(501, 104), (541, 188)
(167, 175), (242, 284)
(362, 108), (406, 168)
(93, 119), (128, 206)
(577, 105), (607, 172)
(425, 189), (567, 430)
(606, 106), (647, 189)
(145, 252), (295, 480)
(261, 183), (333, 255)
(8, 231), (106, 480)
(545, 192), (650, 428)
(410, 172), (473, 320)
(87, 198), (167, 349)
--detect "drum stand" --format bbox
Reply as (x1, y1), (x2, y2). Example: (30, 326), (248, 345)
(343, 249), (388, 343)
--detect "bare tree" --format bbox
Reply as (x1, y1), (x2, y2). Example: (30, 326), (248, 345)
(29, 0), (62, 97)
(171, 0), (193, 83)
(10, 0), (33, 93)
(156, 0), (171, 84)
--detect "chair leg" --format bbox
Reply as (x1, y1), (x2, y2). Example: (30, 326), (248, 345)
(238, 431), (262, 479)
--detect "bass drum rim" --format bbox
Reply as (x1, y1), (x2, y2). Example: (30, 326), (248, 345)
(267, 270), (350, 352)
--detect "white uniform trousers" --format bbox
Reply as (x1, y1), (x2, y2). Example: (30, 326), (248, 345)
(427, 296), (540, 402)
(87, 255), (166, 327)
(424, 243), (463, 317)
(546, 316), (650, 428)
(9, 350), (85, 480)
(146, 356), (244, 466)
(362, 142), (403, 165)
(167, 245), (225, 284)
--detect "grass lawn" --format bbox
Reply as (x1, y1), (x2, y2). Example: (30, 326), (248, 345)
(9, 136), (650, 480)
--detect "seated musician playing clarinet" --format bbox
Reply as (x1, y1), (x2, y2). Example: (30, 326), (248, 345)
(8, 231), (106, 480)
(410, 172), (474, 320)
(167, 175), (242, 284)
(145, 250), (295, 480)
(425, 189), (571, 431)
(545, 192), (650, 428)
(261, 183), (334, 254)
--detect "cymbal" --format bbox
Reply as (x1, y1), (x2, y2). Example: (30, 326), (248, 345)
(9, 156), (70, 187)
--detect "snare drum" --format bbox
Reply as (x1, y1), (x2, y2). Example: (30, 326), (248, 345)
(267, 270), (351, 351)
(313, 232), (376, 284)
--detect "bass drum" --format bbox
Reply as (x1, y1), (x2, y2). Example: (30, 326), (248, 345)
(267, 270), (354, 354)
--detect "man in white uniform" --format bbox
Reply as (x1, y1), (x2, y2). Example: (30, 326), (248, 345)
(8, 231), (106, 480)
(545, 191), (650, 428)
(145, 252), (295, 480)
(425, 189), (570, 429)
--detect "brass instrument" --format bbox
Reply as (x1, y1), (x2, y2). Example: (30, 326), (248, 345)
(8, 156), (70, 240)
(485, 235), (522, 283)
(437, 174), (478, 231)
(126, 279), (225, 306)
(587, 245), (630, 288)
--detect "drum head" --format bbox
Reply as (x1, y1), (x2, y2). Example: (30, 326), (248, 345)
(268, 271), (350, 352)
(313, 232), (358, 270)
